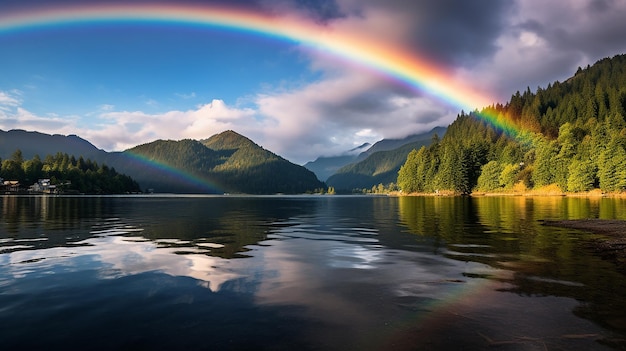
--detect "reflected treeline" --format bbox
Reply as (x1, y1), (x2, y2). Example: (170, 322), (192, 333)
(134, 197), (316, 258)
(1, 196), (115, 250)
(1, 196), (119, 231)
(0, 196), (314, 259)
(3, 196), (94, 233)
(398, 196), (626, 338)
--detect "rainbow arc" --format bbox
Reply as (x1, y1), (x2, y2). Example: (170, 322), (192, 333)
(0, 3), (524, 192)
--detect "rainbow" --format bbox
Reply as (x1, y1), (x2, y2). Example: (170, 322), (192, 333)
(0, 3), (521, 191)
(121, 152), (223, 193)
(0, 3), (495, 112)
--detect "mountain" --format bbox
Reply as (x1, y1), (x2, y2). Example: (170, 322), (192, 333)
(200, 131), (325, 193)
(304, 128), (447, 182)
(397, 53), (626, 194)
(355, 127), (447, 161)
(0, 129), (106, 160)
(114, 130), (325, 194)
(325, 127), (446, 191)
(303, 143), (370, 182)
(0, 129), (325, 194)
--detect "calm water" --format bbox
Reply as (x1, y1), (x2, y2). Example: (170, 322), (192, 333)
(1, 195), (626, 350)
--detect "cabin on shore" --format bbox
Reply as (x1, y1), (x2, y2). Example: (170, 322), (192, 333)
(29, 179), (58, 194)
(1, 179), (21, 193)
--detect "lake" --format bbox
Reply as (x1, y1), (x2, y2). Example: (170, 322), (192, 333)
(1, 195), (625, 350)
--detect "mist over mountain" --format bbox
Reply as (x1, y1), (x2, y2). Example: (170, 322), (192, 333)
(304, 128), (446, 183)
(303, 142), (371, 182)
(324, 127), (447, 191)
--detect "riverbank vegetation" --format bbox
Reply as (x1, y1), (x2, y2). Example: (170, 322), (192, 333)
(397, 54), (626, 196)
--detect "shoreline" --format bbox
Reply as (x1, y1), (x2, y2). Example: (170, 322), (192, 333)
(388, 190), (626, 198)
(543, 219), (626, 273)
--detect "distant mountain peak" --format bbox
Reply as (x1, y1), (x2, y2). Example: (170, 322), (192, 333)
(0, 129), (105, 160)
(202, 130), (257, 150)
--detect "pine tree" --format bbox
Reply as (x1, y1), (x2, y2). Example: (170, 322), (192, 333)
(475, 161), (502, 191)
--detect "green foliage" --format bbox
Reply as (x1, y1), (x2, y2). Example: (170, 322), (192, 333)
(396, 54), (626, 194)
(0, 150), (140, 194)
(499, 163), (520, 189)
(327, 138), (435, 191)
(397, 148), (422, 193)
(567, 158), (596, 192)
(125, 130), (325, 194)
(475, 161), (503, 191)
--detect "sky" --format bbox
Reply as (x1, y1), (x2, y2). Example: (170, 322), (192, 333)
(1, 0), (626, 164)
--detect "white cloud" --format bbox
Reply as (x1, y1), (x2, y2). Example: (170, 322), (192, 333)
(0, 90), (22, 112)
(4, 1), (625, 166)
(0, 93), (78, 131)
(0, 78), (453, 165)
(80, 99), (259, 152)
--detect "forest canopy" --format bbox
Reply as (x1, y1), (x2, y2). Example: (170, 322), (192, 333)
(397, 54), (626, 194)
(0, 150), (141, 194)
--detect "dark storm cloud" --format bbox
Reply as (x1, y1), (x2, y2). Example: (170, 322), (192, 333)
(487, 0), (626, 99)
(261, 0), (512, 66)
(404, 0), (512, 66)
(587, 0), (614, 12)
(259, 0), (343, 22)
(333, 0), (513, 67)
(516, 1), (626, 57)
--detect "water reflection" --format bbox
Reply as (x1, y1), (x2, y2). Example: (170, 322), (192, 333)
(1, 195), (625, 349)
(398, 196), (626, 344)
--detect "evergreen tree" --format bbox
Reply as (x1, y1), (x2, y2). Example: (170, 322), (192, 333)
(475, 161), (502, 191)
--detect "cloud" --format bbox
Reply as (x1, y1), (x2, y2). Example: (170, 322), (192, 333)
(85, 84), (451, 164)
(253, 70), (456, 162)
(79, 99), (259, 152)
(457, 0), (626, 102)
(272, 0), (511, 67)
(1, 90), (78, 131)
(0, 107), (77, 131)
(0, 90), (22, 112)
(3, 0), (626, 166)
(0, 77), (453, 165)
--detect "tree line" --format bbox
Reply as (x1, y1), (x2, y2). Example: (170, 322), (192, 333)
(0, 149), (141, 194)
(398, 54), (626, 194)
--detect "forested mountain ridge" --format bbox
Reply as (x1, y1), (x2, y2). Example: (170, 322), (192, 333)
(122, 130), (325, 194)
(200, 130), (281, 171)
(326, 127), (446, 191)
(0, 129), (325, 194)
(356, 127), (447, 161)
(398, 54), (626, 194)
(303, 143), (371, 182)
(0, 129), (106, 160)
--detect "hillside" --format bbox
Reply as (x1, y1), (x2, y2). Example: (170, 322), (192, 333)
(200, 130), (325, 193)
(0, 129), (325, 194)
(326, 127), (446, 191)
(119, 130), (325, 194)
(303, 143), (370, 182)
(356, 127), (447, 161)
(0, 129), (106, 160)
(397, 54), (626, 194)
